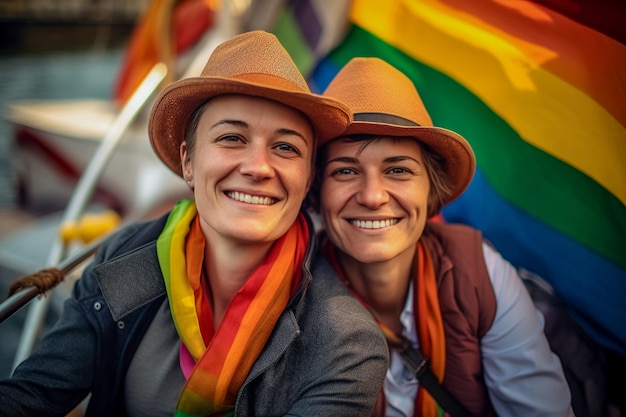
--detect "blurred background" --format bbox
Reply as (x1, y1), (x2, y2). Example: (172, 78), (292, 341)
(0, 0), (146, 210)
(0, 0), (148, 378)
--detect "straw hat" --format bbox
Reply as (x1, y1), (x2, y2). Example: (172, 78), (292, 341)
(322, 57), (475, 205)
(149, 30), (351, 176)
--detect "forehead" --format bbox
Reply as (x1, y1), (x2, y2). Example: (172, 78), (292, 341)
(324, 136), (424, 160)
(198, 94), (314, 137)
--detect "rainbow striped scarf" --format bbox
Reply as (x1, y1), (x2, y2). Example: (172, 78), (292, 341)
(324, 237), (446, 417)
(157, 199), (308, 416)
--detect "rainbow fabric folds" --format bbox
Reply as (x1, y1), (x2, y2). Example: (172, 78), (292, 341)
(156, 199), (308, 416)
(278, 0), (626, 354)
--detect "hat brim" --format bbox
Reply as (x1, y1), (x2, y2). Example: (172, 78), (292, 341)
(149, 75), (351, 176)
(341, 121), (475, 205)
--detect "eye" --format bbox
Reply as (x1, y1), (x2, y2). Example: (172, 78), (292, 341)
(217, 134), (244, 143)
(273, 142), (302, 156)
(387, 166), (414, 176)
(330, 167), (357, 177)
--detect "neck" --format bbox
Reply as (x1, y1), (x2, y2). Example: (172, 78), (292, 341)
(338, 247), (415, 334)
(203, 236), (274, 327)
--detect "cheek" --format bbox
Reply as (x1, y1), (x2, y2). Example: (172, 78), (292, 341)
(286, 165), (313, 202)
(409, 181), (430, 208)
(298, 167), (313, 191)
(319, 184), (343, 225)
(303, 165), (314, 193)
(319, 182), (334, 211)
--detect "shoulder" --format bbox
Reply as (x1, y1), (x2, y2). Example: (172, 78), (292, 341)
(423, 221), (486, 278)
(308, 255), (364, 317)
(423, 221), (483, 252)
(295, 254), (389, 381)
(75, 214), (169, 320)
(423, 221), (488, 282)
(424, 222), (497, 335)
(305, 256), (387, 346)
(247, 254), (389, 417)
(309, 255), (350, 297)
(95, 214), (168, 262)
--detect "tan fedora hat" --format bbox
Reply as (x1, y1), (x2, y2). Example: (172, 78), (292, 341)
(149, 30), (351, 176)
(322, 57), (475, 205)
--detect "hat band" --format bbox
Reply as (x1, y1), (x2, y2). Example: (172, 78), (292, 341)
(353, 112), (420, 127)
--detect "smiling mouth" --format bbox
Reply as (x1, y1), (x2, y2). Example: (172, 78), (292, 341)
(226, 191), (277, 205)
(350, 219), (399, 229)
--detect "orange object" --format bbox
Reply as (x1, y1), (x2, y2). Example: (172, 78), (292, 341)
(113, 0), (215, 105)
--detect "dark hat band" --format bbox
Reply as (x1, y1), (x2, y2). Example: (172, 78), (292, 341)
(354, 112), (420, 127)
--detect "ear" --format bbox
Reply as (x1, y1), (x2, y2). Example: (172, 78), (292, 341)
(180, 141), (192, 182)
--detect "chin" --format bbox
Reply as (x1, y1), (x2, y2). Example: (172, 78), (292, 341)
(224, 222), (282, 243)
(350, 249), (398, 264)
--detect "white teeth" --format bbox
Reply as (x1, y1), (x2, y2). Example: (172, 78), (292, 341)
(227, 191), (275, 205)
(351, 219), (398, 229)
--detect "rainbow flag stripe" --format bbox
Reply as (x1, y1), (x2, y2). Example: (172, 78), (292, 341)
(287, 0), (626, 354)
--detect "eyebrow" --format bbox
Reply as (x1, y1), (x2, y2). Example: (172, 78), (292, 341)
(326, 156), (359, 164)
(326, 155), (421, 165)
(385, 155), (421, 165)
(276, 128), (309, 146)
(211, 119), (248, 130)
(212, 119), (309, 146)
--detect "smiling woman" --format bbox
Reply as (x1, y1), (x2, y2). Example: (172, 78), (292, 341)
(0, 31), (389, 417)
(312, 57), (575, 417)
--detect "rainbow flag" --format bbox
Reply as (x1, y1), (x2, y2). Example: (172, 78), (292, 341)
(277, 0), (626, 354)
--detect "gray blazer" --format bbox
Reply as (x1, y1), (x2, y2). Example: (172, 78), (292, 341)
(0, 212), (388, 417)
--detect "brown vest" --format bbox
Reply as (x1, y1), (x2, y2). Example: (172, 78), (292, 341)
(421, 221), (497, 417)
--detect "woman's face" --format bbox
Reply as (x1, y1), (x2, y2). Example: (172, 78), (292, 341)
(320, 137), (430, 264)
(181, 95), (314, 246)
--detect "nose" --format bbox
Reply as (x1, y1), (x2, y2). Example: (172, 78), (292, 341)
(355, 174), (389, 208)
(239, 145), (274, 180)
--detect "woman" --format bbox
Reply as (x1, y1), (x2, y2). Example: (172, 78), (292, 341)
(312, 57), (574, 417)
(0, 32), (388, 417)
